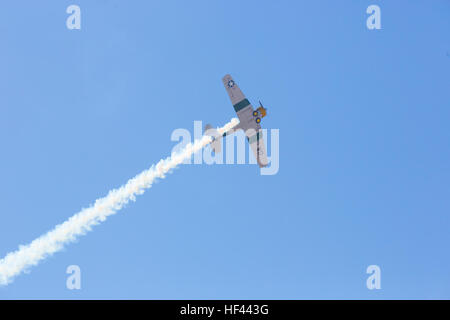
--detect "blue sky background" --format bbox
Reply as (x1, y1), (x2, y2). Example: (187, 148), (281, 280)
(0, 1), (449, 299)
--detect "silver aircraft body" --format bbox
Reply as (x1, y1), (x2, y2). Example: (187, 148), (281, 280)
(206, 74), (269, 168)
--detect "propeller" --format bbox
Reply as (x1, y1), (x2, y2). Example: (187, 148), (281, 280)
(259, 100), (267, 110)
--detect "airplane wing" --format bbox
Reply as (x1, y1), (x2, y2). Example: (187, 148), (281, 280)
(222, 74), (269, 167)
(247, 129), (269, 168)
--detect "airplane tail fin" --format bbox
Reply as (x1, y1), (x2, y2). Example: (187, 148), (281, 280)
(204, 124), (222, 153)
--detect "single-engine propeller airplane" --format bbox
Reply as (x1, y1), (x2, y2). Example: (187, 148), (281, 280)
(205, 74), (269, 167)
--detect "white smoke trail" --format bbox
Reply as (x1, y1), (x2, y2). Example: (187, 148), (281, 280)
(0, 118), (239, 286)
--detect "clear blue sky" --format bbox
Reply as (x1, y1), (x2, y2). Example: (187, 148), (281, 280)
(0, 1), (449, 299)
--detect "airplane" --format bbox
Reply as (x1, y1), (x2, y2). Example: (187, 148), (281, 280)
(205, 74), (269, 168)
